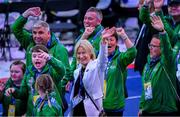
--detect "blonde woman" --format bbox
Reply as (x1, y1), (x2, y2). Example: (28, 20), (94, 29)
(69, 29), (109, 116)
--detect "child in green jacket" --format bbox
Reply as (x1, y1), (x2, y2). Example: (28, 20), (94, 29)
(33, 74), (62, 116)
(5, 45), (65, 116)
(0, 60), (26, 116)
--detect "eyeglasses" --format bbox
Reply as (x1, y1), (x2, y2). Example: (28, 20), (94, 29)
(148, 44), (160, 49)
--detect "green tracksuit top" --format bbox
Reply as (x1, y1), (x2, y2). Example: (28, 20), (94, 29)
(33, 92), (62, 116)
(11, 16), (72, 91)
(139, 6), (180, 47)
(0, 78), (27, 116)
(140, 33), (178, 113)
(12, 57), (65, 116)
(103, 46), (137, 110)
(70, 25), (104, 72)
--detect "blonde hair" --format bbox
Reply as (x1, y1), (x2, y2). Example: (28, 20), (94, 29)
(74, 40), (96, 63)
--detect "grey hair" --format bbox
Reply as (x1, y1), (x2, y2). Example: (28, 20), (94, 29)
(33, 20), (50, 31)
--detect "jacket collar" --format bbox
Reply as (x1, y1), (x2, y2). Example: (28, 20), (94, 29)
(108, 46), (120, 60)
(46, 32), (60, 49)
(28, 64), (50, 76)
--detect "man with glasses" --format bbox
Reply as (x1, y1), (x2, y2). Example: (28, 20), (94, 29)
(139, 15), (179, 116)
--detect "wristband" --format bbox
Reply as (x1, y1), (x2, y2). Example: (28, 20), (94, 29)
(122, 35), (128, 40)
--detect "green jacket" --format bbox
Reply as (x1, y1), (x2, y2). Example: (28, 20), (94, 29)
(70, 25), (104, 72)
(11, 16), (72, 91)
(140, 33), (178, 113)
(33, 92), (62, 116)
(0, 78), (27, 116)
(139, 6), (180, 47)
(103, 46), (137, 110)
(12, 57), (65, 116)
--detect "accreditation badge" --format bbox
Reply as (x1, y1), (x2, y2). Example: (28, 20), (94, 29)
(103, 80), (107, 98)
(71, 94), (83, 108)
(144, 82), (153, 100)
(33, 95), (40, 105)
(8, 104), (15, 116)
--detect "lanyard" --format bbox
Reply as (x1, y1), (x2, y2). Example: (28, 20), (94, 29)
(78, 68), (85, 98)
(11, 97), (16, 105)
(104, 52), (115, 97)
(105, 51), (116, 80)
(89, 27), (104, 44)
(143, 62), (161, 82)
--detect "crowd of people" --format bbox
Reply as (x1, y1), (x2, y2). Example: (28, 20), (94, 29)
(0, 0), (179, 116)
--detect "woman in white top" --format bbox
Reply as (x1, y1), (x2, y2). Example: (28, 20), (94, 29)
(69, 29), (110, 116)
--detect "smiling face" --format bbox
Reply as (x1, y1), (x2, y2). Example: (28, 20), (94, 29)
(32, 27), (50, 45)
(76, 46), (92, 67)
(168, 4), (180, 17)
(10, 65), (24, 82)
(83, 11), (101, 28)
(32, 52), (47, 71)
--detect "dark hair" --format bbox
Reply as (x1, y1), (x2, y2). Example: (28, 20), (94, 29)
(87, 7), (103, 20)
(31, 44), (49, 53)
(10, 60), (26, 74)
(152, 34), (160, 40)
(35, 74), (54, 93)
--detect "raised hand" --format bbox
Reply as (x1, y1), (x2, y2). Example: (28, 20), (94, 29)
(5, 88), (15, 97)
(116, 27), (128, 40)
(154, 0), (164, 11)
(38, 49), (51, 61)
(101, 27), (110, 44)
(151, 15), (164, 32)
(144, 0), (153, 6)
(81, 27), (95, 39)
(0, 82), (5, 92)
(22, 7), (41, 18)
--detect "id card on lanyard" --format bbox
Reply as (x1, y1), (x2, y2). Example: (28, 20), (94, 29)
(143, 62), (161, 100)
(8, 97), (16, 116)
(71, 94), (83, 108)
(144, 82), (152, 100)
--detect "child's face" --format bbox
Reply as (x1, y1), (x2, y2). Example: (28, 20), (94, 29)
(10, 65), (24, 82)
(32, 52), (47, 71)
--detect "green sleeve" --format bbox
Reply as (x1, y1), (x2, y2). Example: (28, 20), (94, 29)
(53, 45), (72, 92)
(160, 33), (176, 70)
(11, 16), (32, 50)
(120, 47), (137, 67)
(70, 54), (77, 73)
(156, 11), (176, 46)
(0, 79), (11, 102)
(174, 40), (180, 56)
(48, 56), (65, 83)
(139, 88), (145, 109)
(139, 6), (151, 25)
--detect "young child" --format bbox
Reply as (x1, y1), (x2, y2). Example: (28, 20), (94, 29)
(5, 45), (65, 116)
(33, 74), (62, 116)
(0, 60), (27, 116)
